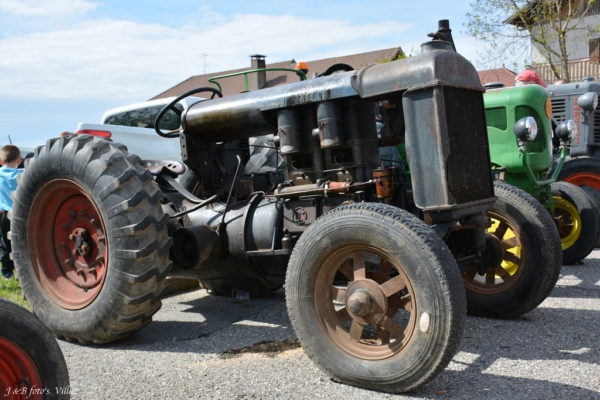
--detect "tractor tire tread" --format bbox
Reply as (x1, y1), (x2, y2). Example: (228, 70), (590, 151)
(10, 135), (171, 344)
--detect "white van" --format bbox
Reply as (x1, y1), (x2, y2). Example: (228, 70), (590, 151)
(76, 96), (206, 162)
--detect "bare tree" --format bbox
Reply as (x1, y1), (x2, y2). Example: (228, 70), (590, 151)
(466, 0), (598, 81)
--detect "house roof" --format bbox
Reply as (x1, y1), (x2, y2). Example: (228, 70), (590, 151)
(478, 66), (518, 88)
(151, 47), (403, 99)
(505, 0), (599, 27)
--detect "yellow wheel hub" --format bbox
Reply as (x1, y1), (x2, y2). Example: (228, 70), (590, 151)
(553, 196), (581, 250)
(488, 217), (521, 276)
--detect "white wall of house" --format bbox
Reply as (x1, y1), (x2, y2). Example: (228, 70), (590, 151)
(531, 13), (600, 64)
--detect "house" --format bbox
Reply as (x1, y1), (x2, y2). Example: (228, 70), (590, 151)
(152, 47), (404, 99)
(507, 0), (600, 83)
(478, 66), (518, 87)
(152, 45), (517, 101)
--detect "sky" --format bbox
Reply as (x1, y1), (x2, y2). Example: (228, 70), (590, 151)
(0, 0), (524, 151)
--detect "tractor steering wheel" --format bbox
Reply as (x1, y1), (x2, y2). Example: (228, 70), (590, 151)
(154, 87), (223, 138)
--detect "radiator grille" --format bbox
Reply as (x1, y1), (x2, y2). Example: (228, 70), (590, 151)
(485, 107), (507, 131)
(594, 107), (600, 144)
(551, 97), (567, 123)
(444, 87), (494, 204)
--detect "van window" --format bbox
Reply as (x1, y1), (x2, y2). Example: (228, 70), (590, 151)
(104, 104), (183, 130)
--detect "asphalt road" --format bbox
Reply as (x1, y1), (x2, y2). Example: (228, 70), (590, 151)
(59, 252), (600, 400)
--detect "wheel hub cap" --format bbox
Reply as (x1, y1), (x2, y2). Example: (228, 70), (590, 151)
(70, 228), (92, 257)
(346, 290), (374, 318)
(345, 279), (388, 326)
(27, 179), (108, 309)
(479, 232), (504, 274)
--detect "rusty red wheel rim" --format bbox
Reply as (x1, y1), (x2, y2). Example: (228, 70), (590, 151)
(563, 172), (600, 192)
(28, 179), (108, 309)
(0, 337), (43, 400)
(314, 245), (417, 360)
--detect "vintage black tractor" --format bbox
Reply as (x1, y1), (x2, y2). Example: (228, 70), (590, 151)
(12, 21), (550, 392)
(484, 83), (599, 265)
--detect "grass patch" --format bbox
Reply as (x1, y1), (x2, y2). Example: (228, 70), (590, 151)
(0, 276), (29, 309)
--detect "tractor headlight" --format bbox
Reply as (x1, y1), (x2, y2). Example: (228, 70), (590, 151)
(555, 119), (577, 142)
(513, 116), (538, 142)
(578, 92), (598, 112)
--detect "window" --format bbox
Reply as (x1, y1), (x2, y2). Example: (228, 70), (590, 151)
(590, 38), (600, 61)
(104, 104), (183, 130)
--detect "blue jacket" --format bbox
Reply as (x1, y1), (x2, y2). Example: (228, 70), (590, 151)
(0, 167), (23, 211)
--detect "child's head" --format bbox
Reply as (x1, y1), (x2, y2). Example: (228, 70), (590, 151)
(0, 145), (21, 167)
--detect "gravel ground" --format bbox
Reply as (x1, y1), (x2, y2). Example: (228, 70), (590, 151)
(59, 252), (600, 400)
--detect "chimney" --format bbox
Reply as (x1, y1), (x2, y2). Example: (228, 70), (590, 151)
(248, 54), (266, 91)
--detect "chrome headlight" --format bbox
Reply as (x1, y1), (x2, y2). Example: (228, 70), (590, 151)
(513, 116), (538, 142)
(555, 120), (577, 142)
(578, 92), (598, 112)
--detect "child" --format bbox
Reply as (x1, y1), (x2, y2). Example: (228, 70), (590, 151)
(0, 145), (23, 278)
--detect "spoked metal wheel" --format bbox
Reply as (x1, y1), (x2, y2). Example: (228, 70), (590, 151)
(463, 182), (561, 318)
(315, 245), (416, 360)
(463, 212), (525, 295)
(549, 181), (600, 264)
(286, 203), (465, 393)
(553, 195), (581, 250)
(28, 179), (107, 309)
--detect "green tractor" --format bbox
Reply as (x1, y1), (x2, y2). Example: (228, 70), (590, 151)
(484, 83), (600, 265)
(386, 115), (563, 318)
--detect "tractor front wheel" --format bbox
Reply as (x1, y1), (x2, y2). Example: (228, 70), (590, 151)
(286, 203), (465, 393)
(550, 181), (600, 264)
(463, 182), (562, 318)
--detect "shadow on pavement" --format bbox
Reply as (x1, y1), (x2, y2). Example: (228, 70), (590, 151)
(61, 262), (599, 398)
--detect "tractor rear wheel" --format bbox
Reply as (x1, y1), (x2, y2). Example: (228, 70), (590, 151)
(558, 157), (600, 192)
(0, 299), (70, 399)
(550, 181), (600, 264)
(463, 182), (562, 318)
(286, 203), (465, 393)
(10, 135), (171, 343)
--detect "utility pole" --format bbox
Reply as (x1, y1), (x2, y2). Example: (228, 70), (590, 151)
(200, 54), (208, 74)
